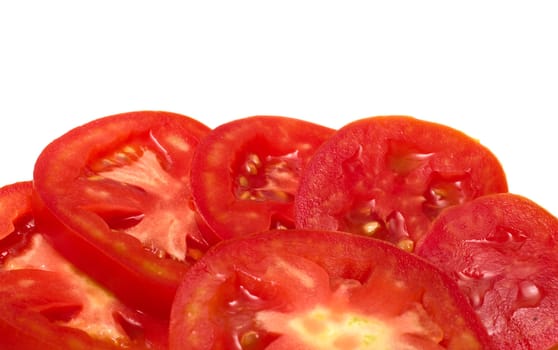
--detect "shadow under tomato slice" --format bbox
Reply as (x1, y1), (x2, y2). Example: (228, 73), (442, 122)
(0, 181), (169, 349)
(416, 193), (558, 350)
(190, 116), (334, 241)
(295, 116), (508, 252)
(32, 111), (211, 317)
(169, 230), (493, 350)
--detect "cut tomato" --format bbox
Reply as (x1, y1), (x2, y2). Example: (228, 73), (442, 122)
(169, 229), (493, 349)
(295, 116), (507, 252)
(32, 111), (211, 317)
(0, 182), (168, 349)
(190, 116), (334, 241)
(416, 193), (558, 350)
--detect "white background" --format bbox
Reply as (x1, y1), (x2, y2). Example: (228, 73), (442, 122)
(1, 1), (557, 215)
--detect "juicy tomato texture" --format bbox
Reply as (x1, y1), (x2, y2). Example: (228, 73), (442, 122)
(4, 111), (557, 349)
(169, 230), (493, 350)
(32, 111), (211, 317)
(190, 116), (334, 241)
(0, 182), (168, 349)
(416, 193), (558, 350)
(295, 116), (508, 252)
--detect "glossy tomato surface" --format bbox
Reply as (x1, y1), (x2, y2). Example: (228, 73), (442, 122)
(191, 116), (334, 241)
(0, 182), (168, 349)
(32, 111), (210, 317)
(416, 193), (558, 350)
(169, 229), (493, 349)
(295, 116), (508, 251)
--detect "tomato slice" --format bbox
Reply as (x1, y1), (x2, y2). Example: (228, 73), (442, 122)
(0, 182), (168, 349)
(169, 230), (493, 349)
(295, 116), (507, 252)
(415, 193), (558, 350)
(190, 116), (334, 241)
(32, 111), (211, 317)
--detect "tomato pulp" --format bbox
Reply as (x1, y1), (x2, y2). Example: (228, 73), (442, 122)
(0, 182), (168, 349)
(416, 193), (558, 350)
(169, 230), (493, 349)
(32, 111), (211, 317)
(295, 116), (508, 251)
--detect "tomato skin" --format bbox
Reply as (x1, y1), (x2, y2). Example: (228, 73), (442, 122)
(190, 116), (334, 241)
(295, 116), (508, 251)
(169, 229), (494, 349)
(416, 193), (558, 350)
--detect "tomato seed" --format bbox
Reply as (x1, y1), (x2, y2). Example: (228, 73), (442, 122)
(515, 280), (543, 309)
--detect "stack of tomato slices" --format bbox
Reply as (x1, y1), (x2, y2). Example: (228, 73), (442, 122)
(1, 111), (557, 349)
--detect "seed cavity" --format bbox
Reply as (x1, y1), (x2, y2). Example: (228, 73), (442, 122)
(422, 171), (471, 219)
(386, 140), (433, 176)
(343, 200), (413, 250)
(88, 145), (143, 173)
(456, 268), (497, 309)
(234, 151), (300, 204)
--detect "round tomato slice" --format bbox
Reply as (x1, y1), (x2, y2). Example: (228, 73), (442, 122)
(32, 111), (210, 317)
(169, 230), (493, 349)
(295, 116), (507, 252)
(415, 193), (558, 350)
(190, 116), (334, 241)
(0, 182), (168, 349)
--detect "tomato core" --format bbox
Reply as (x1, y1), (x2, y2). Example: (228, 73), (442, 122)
(84, 144), (196, 261)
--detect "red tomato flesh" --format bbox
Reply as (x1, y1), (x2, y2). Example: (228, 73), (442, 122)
(0, 269), (123, 350)
(295, 116), (508, 251)
(169, 230), (493, 349)
(191, 116), (334, 241)
(32, 111), (211, 317)
(0, 182), (168, 349)
(416, 193), (558, 350)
